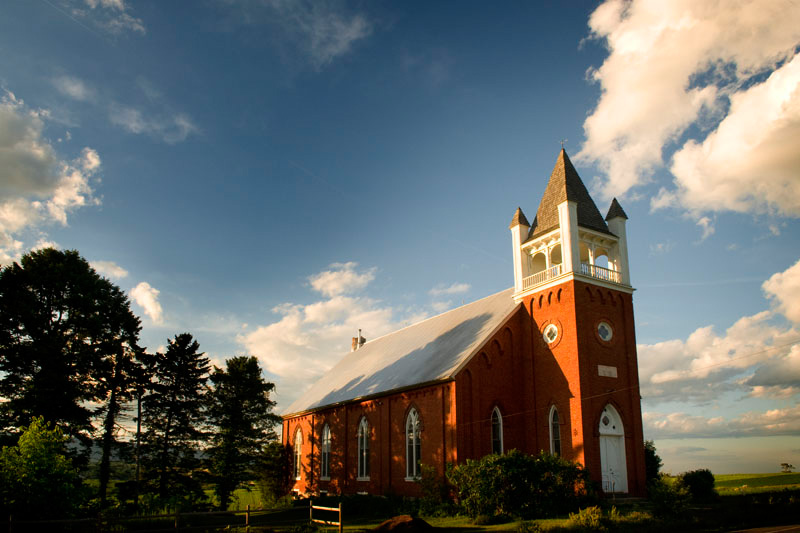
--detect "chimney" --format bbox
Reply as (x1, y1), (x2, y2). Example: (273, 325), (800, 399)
(351, 329), (367, 351)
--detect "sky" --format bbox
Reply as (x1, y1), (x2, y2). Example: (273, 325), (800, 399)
(1, 0), (799, 475)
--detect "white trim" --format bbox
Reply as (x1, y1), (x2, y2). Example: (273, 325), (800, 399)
(513, 271), (634, 303)
(293, 428), (302, 481)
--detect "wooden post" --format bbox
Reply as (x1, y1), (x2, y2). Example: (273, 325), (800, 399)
(8, 513), (12, 533)
(338, 503), (343, 533)
(309, 499), (313, 522)
(246, 504), (250, 532)
(174, 509), (179, 529)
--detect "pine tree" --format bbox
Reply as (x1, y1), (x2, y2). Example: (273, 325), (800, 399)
(141, 333), (210, 503)
(207, 356), (280, 510)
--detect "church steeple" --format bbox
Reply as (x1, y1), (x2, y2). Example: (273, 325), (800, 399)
(509, 149), (632, 301)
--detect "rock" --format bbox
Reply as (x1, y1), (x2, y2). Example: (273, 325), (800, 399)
(371, 515), (435, 531)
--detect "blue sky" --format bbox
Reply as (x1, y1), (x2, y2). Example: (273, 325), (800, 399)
(1, 0), (799, 474)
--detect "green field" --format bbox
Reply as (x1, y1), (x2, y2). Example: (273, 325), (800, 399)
(715, 472), (800, 495)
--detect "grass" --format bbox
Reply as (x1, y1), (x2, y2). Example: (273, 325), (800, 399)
(715, 472), (800, 495)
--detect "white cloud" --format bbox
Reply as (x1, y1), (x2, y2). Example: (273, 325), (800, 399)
(130, 281), (163, 324)
(695, 216), (715, 241)
(644, 404), (800, 439)
(109, 104), (199, 144)
(239, 263), (429, 411)
(91, 260), (129, 279)
(75, 0), (145, 34)
(762, 258), (800, 323)
(429, 282), (470, 296)
(222, 0), (372, 70)
(308, 261), (376, 297)
(0, 91), (100, 264)
(579, 0), (800, 219)
(639, 260), (800, 403)
(52, 76), (94, 102)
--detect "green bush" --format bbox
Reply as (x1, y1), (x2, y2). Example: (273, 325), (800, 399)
(648, 476), (690, 517)
(568, 505), (605, 530)
(677, 468), (717, 501)
(447, 450), (595, 520)
(418, 463), (455, 516)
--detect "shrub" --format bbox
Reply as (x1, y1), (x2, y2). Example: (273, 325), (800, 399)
(677, 469), (716, 501)
(648, 476), (690, 517)
(568, 505), (605, 530)
(418, 463), (454, 516)
(447, 450), (595, 520)
(644, 440), (663, 484)
(516, 520), (543, 532)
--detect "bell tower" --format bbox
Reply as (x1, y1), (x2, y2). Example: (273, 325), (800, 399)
(510, 149), (646, 495)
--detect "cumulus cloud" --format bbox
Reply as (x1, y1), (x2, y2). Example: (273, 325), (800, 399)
(109, 104), (199, 144)
(644, 404), (800, 439)
(130, 282), (163, 324)
(429, 282), (470, 296)
(91, 260), (129, 279)
(0, 91), (100, 264)
(580, 0), (800, 219)
(308, 262), (376, 297)
(639, 260), (800, 403)
(762, 258), (800, 323)
(239, 263), (429, 410)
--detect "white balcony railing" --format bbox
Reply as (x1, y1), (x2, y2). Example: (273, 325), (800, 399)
(522, 264), (562, 290)
(521, 262), (622, 291)
(580, 262), (621, 283)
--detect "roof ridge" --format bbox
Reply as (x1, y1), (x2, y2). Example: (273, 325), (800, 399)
(354, 287), (514, 347)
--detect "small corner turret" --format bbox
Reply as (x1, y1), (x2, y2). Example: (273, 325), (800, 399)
(509, 150), (633, 301)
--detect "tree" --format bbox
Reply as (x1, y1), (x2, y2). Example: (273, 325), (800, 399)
(780, 462), (795, 473)
(0, 249), (141, 452)
(644, 440), (663, 484)
(141, 333), (210, 504)
(0, 417), (85, 519)
(257, 442), (293, 507)
(207, 356), (281, 510)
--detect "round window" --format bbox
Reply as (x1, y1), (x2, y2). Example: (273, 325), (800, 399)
(543, 324), (559, 344)
(597, 321), (613, 342)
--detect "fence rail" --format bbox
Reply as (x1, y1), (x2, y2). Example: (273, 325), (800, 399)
(309, 500), (343, 533)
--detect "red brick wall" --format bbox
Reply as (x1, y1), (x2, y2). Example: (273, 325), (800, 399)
(283, 381), (457, 497)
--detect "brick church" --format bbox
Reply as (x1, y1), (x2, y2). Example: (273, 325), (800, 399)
(282, 149), (646, 497)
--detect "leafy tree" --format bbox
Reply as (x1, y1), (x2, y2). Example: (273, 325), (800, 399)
(0, 249), (141, 454)
(257, 442), (293, 507)
(207, 356), (281, 510)
(644, 440), (663, 484)
(141, 333), (210, 504)
(780, 462), (795, 473)
(677, 468), (717, 501)
(0, 417), (85, 519)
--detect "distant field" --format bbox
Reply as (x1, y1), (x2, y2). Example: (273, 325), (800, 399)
(715, 472), (800, 494)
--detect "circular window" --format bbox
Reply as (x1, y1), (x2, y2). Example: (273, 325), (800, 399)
(597, 321), (613, 342)
(543, 324), (559, 344)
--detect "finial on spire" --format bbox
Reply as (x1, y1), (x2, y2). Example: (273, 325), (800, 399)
(560, 138), (568, 150)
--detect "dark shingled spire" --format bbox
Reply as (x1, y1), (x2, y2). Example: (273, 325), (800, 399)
(605, 198), (628, 220)
(509, 207), (530, 229)
(528, 149), (611, 239)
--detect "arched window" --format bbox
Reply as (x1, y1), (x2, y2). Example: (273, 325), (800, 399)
(293, 428), (302, 480)
(549, 406), (561, 456)
(357, 417), (370, 480)
(320, 424), (331, 480)
(491, 407), (503, 455)
(406, 408), (421, 479)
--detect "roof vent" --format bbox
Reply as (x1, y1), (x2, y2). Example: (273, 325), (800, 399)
(351, 329), (366, 351)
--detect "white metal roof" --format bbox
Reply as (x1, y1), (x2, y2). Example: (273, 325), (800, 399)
(284, 288), (519, 416)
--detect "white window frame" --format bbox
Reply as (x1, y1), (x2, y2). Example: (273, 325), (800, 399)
(320, 424), (331, 480)
(405, 408), (421, 481)
(293, 428), (302, 480)
(549, 405), (561, 456)
(357, 417), (370, 481)
(491, 407), (504, 455)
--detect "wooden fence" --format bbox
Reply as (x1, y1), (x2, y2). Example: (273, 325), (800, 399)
(8, 504), (309, 532)
(309, 501), (343, 533)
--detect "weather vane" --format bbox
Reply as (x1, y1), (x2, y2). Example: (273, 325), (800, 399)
(560, 138), (568, 149)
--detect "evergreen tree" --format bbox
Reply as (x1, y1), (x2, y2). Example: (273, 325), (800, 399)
(0, 249), (141, 451)
(207, 356), (280, 510)
(141, 333), (210, 503)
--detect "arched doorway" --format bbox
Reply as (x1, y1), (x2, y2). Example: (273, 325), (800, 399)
(598, 404), (627, 493)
